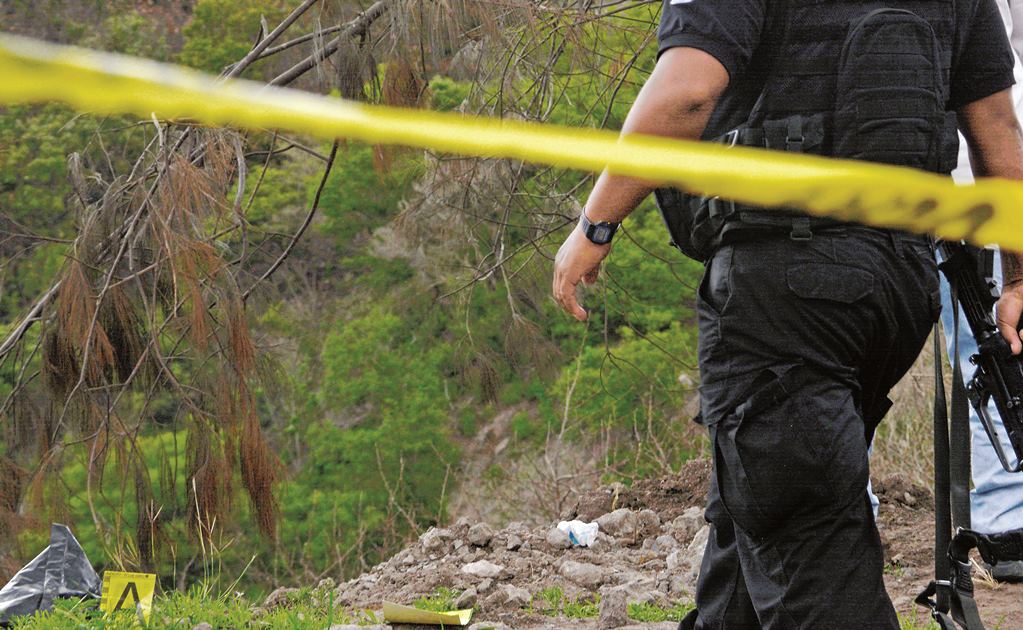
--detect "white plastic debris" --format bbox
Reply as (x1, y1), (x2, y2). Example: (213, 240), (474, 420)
(556, 520), (599, 547)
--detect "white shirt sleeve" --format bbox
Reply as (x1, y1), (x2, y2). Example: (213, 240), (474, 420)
(1010, 0), (1023, 61)
(954, 0), (1023, 183)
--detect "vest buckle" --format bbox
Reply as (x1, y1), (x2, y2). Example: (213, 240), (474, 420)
(790, 217), (813, 241)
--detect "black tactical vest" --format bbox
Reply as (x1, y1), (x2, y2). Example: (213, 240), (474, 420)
(656, 0), (959, 262)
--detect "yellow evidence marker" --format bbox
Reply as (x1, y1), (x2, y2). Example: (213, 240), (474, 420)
(383, 601), (473, 625)
(99, 571), (157, 622)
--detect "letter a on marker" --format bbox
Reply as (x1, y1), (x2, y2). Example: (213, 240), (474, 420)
(114, 581), (140, 610)
(100, 571), (157, 622)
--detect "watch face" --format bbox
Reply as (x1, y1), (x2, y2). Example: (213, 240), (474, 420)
(594, 226), (611, 243)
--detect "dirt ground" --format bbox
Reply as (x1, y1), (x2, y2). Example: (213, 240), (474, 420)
(874, 475), (1022, 627)
(330, 459), (1021, 629)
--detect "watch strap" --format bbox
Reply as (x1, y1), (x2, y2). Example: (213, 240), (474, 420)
(580, 212), (621, 245)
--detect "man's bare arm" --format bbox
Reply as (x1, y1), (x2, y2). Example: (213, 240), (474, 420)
(958, 88), (1023, 352)
(552, 47), (729, 320)
(582, 47), (730, 224)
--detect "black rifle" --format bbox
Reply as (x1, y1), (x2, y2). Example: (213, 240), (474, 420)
(937, 241), (1023, 473)
(917, 241), (1023, 630)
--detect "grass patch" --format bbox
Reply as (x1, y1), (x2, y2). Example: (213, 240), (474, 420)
(628, 601), (695, 622)
(531, 587), (694, 622)
(413, 587), (463, 612)
(530, 586), (599, 618)
(7, 584), (384, 629)
(899, 611), (940, 630)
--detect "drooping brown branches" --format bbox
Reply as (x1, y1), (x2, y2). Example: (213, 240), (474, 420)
(0, 0), (403, 571)
(0, 0), (666, 583)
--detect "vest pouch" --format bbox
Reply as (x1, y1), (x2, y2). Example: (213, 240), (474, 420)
(833, 9), (946, 171)
(655, 128), (749, 262)
(654, 187), (723, 263)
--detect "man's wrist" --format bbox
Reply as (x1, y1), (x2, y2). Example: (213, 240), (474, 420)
(579, 209), (621, 245)
(1002, 250), (1023, 288)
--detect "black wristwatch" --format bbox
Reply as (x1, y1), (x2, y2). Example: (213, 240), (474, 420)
(579, 211), (621, 245)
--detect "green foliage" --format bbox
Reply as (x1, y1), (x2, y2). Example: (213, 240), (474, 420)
(628, 601), (695, 622)
(85, 12), (170, 59)
(513, 4), (659, 129)
(428, 76), (472, 112)
(316, 143), (423, 250)
(278, 306), (458, 575)
(3, 0), (711, 600)
(898, 612), (940, 630)
(601, 205), (703, 334)
(0, 105), (92, 234)
(531, 589), (694, 622)
(0, 104), (143, 317)
(179, 0), (292, 76)
(340, 255), (415, 292)
(553, 323), (695, 430)
(18, 431), (191, 577)
(242, 165), (309, 227)
(531, 586), (599, 618)
(9, 583), (379, 629)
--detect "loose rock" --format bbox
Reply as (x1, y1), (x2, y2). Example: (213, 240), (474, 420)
(676, 524), (711, 596)
(315, 577), (336, 591)
(499, 585), (531, 609)
(597, 509), (641, 541)
(638, 509), (662, 534)
(462, 560), (505, 578)
(468, 522), (496, 547)
(420, 527), (454, 552)
(598, 588), (629, 629)
(560, 560), (606, 589)
(455, 586), (478, 609)
(670, 506), (706, 544)
(488, 583), (531, 609)
(262, 586), (298, 610)
(506, 533), (523, 551)
(546, 526), (572, 549)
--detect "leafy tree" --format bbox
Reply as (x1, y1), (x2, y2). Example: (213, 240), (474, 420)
(87, 12), (170, 60)
(279, 307), (457, 575)
(317, 143), (424, 249)
(179, 0), (292, 76)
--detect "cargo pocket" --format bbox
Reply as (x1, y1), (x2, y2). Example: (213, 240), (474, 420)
(787, 263), (873, 304)
(713, 364), (869, 542)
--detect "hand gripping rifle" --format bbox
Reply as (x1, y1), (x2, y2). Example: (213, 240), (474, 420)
(916, 241), (1023, 630)
(938, 240), (1023, 473)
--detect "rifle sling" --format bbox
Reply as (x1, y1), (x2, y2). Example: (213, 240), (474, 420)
(917, 293), (986, 629)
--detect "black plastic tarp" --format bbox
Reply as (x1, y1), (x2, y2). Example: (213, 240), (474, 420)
(0, 524), (101, 624)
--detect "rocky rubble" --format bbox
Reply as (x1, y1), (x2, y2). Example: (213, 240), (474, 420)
(319, 460), (1022, 628)
(332, 461), (713, 629)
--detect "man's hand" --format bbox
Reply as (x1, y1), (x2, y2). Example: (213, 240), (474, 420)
(552, 223), (612, 321)
(997, 283), (1023, 355)
(998, 250), (1023, 354)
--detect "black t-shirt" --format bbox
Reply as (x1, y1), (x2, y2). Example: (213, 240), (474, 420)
(657, 0), (1015, 138)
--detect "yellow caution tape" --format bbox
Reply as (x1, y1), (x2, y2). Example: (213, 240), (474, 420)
(99, 571), (157, 622)
(1, 33), (1022, 249)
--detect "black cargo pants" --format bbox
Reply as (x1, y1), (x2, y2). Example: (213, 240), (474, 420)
(688, 228), (940, 629)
